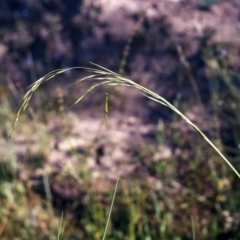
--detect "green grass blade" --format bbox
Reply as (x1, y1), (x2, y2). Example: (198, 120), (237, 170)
(102, 176), (120, 240)
(57, 212), (65, 240)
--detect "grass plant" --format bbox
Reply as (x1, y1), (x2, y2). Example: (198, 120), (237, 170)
(13, 63), (240, 179)
(8, 62), (240, 239)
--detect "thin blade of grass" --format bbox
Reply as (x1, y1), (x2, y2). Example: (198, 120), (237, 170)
(73, 80), (113, 106)
(57, 212), (65, 240)
(102, 176), (120, 240)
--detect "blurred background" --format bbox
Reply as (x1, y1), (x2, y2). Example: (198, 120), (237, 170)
(1, 0), (240, 239)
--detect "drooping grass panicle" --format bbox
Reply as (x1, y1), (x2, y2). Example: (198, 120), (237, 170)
(12, 63), (240, 179)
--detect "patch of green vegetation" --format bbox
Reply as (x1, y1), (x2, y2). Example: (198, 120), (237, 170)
(7, 56), (240, 239)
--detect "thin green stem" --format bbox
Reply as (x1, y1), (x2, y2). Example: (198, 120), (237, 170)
(102, 176), (120, 240)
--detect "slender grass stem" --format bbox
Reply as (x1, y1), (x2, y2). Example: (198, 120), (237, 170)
(102, 176), (119, 240)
